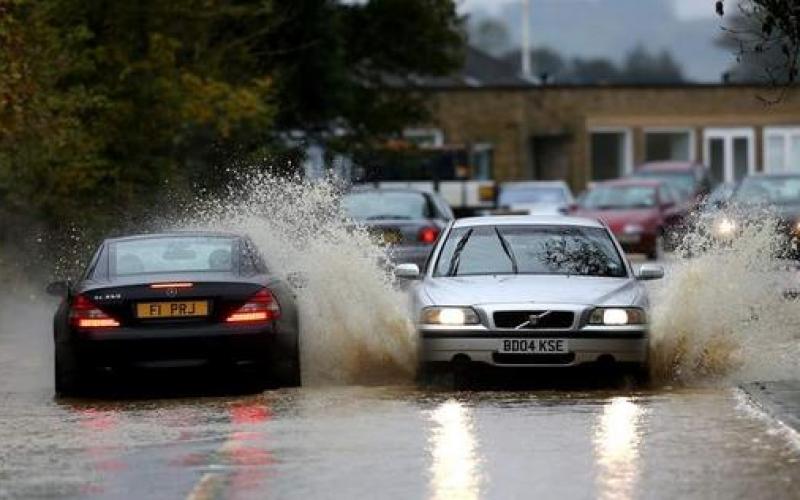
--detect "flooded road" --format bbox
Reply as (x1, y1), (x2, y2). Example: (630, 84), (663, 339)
(1, 296), (799, 499)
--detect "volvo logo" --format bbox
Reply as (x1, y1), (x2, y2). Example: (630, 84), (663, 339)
(515, 310), (552, 329)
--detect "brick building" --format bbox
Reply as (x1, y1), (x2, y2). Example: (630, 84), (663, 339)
(407, 49), (800, 191)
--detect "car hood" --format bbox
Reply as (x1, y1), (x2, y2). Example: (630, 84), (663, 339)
(422, 274), (643, 306)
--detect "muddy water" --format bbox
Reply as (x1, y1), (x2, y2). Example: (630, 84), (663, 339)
(0, 303), (798, 499)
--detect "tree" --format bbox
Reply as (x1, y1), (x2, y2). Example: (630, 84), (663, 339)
(716, 0), (800, 85)
(621, 44), (684, 84)
(0, 0), (276, 233)
(469, 17), (512, 57)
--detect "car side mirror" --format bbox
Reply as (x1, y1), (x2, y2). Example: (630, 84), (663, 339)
(635, 264), (664, 281)
(395, 263), (420, 279)
(46, 280), (71, 297)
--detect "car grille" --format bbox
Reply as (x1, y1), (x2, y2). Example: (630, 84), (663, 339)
(493, 311), (574, 329)
(492, 353), (576, 365)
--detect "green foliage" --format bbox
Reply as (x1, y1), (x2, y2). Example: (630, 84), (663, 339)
(0, 0), (464, 247)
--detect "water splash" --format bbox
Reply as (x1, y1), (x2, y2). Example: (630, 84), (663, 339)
(649, 205), (800, 386)
(179, 172), (417, 386)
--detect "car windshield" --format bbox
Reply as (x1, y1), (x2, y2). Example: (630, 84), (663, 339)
(499, 186), (567, 205)
(343, 191), (429, 220)
(434, 225), (626, 278)
(581, 185), (657, 209)
(731, 177), (800, 205)
(633, 171), (694, 199)
(110, 236), (238, 276)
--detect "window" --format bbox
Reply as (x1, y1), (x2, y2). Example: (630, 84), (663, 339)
(644, 129), (694, 162)
(434, 225), (626, 278)
(402, 128), (444, 148)
(764, 127), (800, 173)
(110, 236), (237, 276)
(703, 128), (755, 183)
(343, 191), (431, 220)
(590, 129), (632, 180)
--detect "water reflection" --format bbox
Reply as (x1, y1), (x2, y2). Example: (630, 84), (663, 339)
(428, 400), (481, 500)
(593, 397), (643, 500)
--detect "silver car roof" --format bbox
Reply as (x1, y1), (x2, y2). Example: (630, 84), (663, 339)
(453, 215), (604, 229)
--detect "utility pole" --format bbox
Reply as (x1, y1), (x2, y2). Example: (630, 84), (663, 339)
(521, 0), (532, 81)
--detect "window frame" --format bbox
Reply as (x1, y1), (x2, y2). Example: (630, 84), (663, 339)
(589, 127), (634, 179)
(763, 126), (800, 173)
(643, 127), (696, 162)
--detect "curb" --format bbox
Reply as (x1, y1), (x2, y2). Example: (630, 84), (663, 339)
(739, 381), (800, 433)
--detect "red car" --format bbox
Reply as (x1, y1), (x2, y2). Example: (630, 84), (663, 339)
(572, 179), (685, 259)
(630, 161), (713, 206)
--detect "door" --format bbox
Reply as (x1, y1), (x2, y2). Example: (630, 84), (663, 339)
(703, 128), (755, 184)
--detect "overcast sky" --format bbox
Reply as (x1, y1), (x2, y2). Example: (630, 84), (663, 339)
(458, 0), (733, 81)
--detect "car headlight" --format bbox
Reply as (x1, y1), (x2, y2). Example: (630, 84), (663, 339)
(589, 308), (646, 326)
(623, 224), (644, 235)
(421, 307), (481, 325)
(713, 217), (737, 237)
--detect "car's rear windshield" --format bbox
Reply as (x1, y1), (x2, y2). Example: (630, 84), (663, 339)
(499, 186), (567, 205)
(110, 236), (238, 276)
(581, 186), (657, 209)
(731, 177), (800, 206)
(343, 191), (429, 220)
(433, 225), (626, 278)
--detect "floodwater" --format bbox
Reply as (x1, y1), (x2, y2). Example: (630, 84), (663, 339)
(0, 298), (799, 499)
(3, 178), (800, 498)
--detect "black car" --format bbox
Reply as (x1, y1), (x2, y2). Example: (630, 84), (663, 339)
(47, 231), (301, 396)
(342, 187), (454, 268)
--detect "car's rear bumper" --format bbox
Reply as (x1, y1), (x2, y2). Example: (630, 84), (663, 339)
(420, 330), (648, 368)
(70, 324), (281, 369)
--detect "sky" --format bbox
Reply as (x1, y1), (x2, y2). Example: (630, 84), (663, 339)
(458, 0), (735, 81)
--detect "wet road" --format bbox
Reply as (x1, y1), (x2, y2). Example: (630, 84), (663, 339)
(1, 294), (800, 499)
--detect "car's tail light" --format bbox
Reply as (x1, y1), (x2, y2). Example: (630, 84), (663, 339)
(226, 289), (280, 323)
(70, 294), (120, 329)
(417, 226), (440, 244)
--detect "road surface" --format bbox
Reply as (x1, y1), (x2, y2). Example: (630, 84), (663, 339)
(0, 292), (799, 499)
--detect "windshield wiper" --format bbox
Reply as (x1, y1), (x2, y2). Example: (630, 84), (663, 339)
(446, 228), (474, 277)
(494, 227), (518, 274)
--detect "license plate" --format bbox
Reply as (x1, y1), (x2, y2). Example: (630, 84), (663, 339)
(136, 301), (209, 319)
(499, 338), (568, 354)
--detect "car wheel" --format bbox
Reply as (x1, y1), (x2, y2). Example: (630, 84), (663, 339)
(54, 343), (84, 397)
(272, 337), (301, 387)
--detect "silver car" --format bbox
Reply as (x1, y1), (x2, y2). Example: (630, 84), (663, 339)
(396, 215), (663, 378)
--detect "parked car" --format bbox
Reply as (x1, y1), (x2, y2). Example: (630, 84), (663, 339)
(630, 161), (714, 205)
(396, 215), (662, 386)
(496, 181), (574, 215)
(342, 187), (454, 268)
(47, 231), (301, 396)
(571, 179), (686, 259)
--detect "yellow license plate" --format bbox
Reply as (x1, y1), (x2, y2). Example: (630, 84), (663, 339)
(136, 301), (209, 319)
